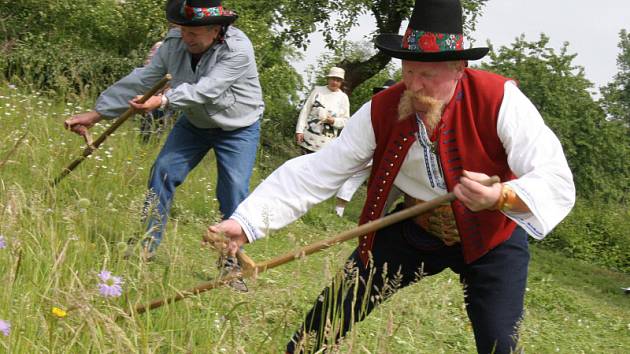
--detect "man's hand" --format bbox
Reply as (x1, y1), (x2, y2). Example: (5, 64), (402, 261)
(207, 219), (248, 256)
(129, 95), (162, 113)
(64, 111), (102, 138)
(453, 170), (502, 211)
(295, 133), (304, 144)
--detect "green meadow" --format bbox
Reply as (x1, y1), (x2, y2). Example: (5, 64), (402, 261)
(1, 85), (629, 353)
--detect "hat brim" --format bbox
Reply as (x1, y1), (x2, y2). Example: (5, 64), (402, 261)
(166, 0), (237, 26)
(375, 34), (488, 62)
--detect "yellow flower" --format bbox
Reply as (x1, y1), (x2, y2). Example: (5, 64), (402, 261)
(52, 307), (67, 318)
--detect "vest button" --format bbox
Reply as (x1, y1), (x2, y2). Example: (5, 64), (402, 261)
(385, 172), (389, 176)
(403, 138), (407, 142)
(394, 154), (398, 158)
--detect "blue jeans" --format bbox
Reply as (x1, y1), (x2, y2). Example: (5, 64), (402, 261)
(143, 116), (260, 248)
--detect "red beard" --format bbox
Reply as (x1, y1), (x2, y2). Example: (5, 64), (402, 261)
(398, 90), (444, 133)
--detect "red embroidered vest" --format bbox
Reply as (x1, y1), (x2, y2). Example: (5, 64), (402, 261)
(358, 68), (517, 266)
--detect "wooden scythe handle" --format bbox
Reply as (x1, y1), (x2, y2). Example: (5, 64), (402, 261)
(127, 176), (500, 317)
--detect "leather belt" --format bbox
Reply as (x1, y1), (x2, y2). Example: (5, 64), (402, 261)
(404, 194), (460, 246)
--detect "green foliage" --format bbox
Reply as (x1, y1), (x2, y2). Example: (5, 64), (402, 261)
(231, 1), (305, 148)
(481, 34), (630, 201)
(0, 0), (167, 96)
(1, 36), (137, 97)
(543, 199), (630, 272)
(600, 29), (630, 128)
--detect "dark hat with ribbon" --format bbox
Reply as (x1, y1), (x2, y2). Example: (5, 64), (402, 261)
(166, 0), (237, 26)
(375, 0), (488, 61)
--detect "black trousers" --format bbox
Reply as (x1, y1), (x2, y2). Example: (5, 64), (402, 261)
(286, 216), (530, 354)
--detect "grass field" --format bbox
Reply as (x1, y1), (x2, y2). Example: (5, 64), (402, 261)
(1, 85), (629, 353)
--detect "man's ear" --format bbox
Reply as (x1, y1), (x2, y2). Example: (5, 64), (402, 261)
(455, 60), (466, 79)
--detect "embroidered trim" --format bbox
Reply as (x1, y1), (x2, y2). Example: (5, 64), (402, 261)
(183, 5), (225, 20)
(415, 113), (447, 190)
(402, 28), (464, 53)
(230, 211), (261, 243)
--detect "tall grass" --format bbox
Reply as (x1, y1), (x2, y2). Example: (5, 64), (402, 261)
(1, 83), (629, 352)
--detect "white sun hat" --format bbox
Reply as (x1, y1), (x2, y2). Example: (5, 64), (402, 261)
(326, 67), (345, 80)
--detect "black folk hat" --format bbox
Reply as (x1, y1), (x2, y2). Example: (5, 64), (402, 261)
(375, 0), (488, 62)
(166, 0), (238, 26)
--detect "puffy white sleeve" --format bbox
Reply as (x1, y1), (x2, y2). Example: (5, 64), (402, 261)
(497, 81), (576, 239)
(232, 101), (376, 242)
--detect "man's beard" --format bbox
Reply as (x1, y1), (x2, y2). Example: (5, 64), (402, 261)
(398, 90), (444, 133)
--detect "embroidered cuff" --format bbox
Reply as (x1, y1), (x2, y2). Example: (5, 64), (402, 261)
(502, 181), (544, 239)
(230, 211), (262, 243)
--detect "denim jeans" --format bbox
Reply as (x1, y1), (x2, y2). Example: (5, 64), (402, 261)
(143, 115), (260, 248)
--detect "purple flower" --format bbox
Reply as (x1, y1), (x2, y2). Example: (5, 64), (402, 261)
(0, 319), (10, 337)
(97, 270), (123, 298)
(0, 235), (6, 249)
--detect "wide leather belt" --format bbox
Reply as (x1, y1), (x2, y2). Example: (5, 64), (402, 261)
(404, 194), (460, 246)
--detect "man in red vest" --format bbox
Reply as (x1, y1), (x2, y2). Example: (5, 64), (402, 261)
(209, 0), (575, 352)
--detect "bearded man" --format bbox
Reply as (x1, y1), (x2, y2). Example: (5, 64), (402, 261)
(210, 0), (575, 352)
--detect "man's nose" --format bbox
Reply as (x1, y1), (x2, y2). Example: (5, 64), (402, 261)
(407, 77), (425, 92)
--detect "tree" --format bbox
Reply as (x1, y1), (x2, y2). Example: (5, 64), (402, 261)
(270, 0), (488, 95)
(480, 34), (630, 200)
(600, 29), (630, 129)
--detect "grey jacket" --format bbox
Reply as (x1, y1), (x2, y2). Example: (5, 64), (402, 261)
(94, 26), (264, 130)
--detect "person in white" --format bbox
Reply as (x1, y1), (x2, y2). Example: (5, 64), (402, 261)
(295, 66), (349, 152)
(295, 66), (370, 217)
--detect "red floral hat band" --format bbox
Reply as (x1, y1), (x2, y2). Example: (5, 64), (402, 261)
(402, 28), (464, 53)
(182, 4), (227, 20)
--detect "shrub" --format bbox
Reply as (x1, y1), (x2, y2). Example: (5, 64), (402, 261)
(540, 198), (630, 272)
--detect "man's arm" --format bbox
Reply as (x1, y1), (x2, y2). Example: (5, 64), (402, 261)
(495, 81), (575, 238)
(452, 82), (574, 239)
(213, 101), (377, 244)
(65, 40), (169, 135)
(93, 44), (169, 119)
